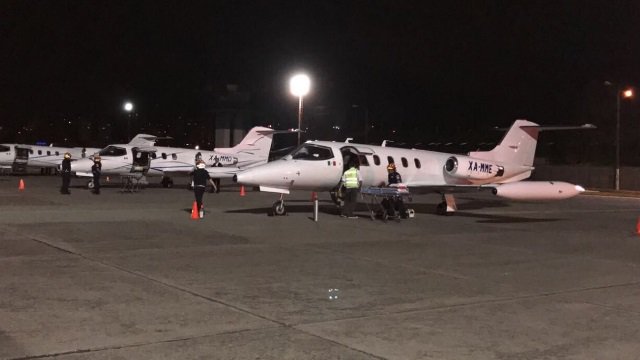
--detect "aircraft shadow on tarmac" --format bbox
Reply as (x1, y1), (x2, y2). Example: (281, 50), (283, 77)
(225, 197), (563, 223)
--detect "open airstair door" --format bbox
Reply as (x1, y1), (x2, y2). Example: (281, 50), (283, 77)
(340, 145), (373, 183)
(130, 147), (154, 174)
(12, 145), (30, 173)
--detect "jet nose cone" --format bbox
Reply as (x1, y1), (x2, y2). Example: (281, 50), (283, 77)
(235, 165), (274, 187)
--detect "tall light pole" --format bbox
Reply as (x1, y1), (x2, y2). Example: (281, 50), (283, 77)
(290, 74), (310, 145)
(615, 88), (633, 190)
(123, 101), (133, 141)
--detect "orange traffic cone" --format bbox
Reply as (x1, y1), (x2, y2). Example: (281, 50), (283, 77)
(191, 201), (199, 220)
(636, 217), (640, 235)
(240, 185), (246, 196)
(18, 179), (25, 191)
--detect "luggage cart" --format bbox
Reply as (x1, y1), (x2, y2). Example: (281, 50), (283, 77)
(360, 186), (412, 221)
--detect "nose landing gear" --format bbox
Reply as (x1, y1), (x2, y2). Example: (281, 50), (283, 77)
(271, 194), (287, 216)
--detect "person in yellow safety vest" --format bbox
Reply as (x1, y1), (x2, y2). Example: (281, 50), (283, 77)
(340, 160), (363, 219)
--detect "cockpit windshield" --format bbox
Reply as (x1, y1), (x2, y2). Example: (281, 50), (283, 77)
(98, 146), (127, 157)
(290, 144), (334, 161)
(0, 145), (10, 152)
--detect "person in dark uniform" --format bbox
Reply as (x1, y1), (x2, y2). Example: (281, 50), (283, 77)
(385, 163), (407, 218)
(193, 160), (216, 218)
(60, 152), (72, 194)
(91, 156), (102, 194)
(212, 160), (222, 193)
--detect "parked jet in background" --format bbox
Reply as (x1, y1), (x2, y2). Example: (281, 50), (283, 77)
(0, 143), (100, 173)
(234, 120), (594, 215)
(71, 126), (279, 188)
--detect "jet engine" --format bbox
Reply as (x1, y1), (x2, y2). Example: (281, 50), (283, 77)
(444, 156), (504, 180)
(492, 181), (585, 200)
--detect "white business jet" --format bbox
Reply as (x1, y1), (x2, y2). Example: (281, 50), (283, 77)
(234, 120), (594, 215)
(0, 143), (100, 173)
(71, 126), (278, 188)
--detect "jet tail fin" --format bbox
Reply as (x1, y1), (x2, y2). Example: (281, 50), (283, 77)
(215, 127), (276, 168)
(469, 120), (596, 167)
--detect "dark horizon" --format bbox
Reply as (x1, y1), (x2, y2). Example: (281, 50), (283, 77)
(2, 1), (640, 164)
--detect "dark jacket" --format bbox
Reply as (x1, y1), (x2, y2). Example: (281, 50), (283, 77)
(388, 171), (402, 185)
(193, 168), (210, 187)
(91, 163), (101, 177)
(61, 158), (71, 173)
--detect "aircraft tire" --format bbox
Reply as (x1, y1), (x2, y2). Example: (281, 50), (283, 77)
(272, 200), (287, 216)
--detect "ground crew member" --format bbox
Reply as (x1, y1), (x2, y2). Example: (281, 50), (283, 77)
(60, 152), (72, 194)
(212, 161), (222, 193)
(385, 163), (407, 218)
(91, 156), (102, 194)
(193, 160), (216, 218)
(340, 160), (362, 219)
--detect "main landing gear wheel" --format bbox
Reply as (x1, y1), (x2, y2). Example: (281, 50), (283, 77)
(87, 180), (94, 190)
(272, 200), (287, 216)
(161, 176), (174, 188)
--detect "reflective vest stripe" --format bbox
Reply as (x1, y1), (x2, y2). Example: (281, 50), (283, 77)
(343, 168), (359, 188)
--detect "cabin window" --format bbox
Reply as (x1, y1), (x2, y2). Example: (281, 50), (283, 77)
(38, 150), (42, 155)
(172, 153), (177, 160)
(55, 151), (59, 156)
(414, 158), (421, 169)
(98, 146), (127, 157)
(151, 152), (157, 159)
(162, 153), (167, 159)
(387, 156), (394, 165)
(401, 157), (408, 168)
(373, 155), (380, 165)
(46, 151), (51, 156)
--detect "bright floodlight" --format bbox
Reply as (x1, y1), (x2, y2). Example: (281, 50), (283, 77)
(290, 74), (310, 97)
(124, 102), (134, 112)
(623, 89), (633, 98)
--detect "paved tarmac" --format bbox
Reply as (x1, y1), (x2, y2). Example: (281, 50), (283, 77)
(1, 175), (640, 359)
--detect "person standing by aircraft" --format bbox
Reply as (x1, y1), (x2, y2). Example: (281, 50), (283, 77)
(385, 163), (407, 219)
(193, 160), (216, 218)
(212, 159), (222, 193)
(60, 152), (72, 194)
(340, 160), (362, 219)
(91, 156), (102, 194)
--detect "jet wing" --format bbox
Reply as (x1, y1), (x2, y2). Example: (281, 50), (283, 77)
(206, 166), (245, 179)
(401, 182), (492, 195)
(403, 181), (585, 200)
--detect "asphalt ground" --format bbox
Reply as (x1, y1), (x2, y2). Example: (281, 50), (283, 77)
(1, 175), (640, 359)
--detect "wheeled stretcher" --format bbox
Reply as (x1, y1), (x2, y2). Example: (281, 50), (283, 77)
(360, 185), (412, 221)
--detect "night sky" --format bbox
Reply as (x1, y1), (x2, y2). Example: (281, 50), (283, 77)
(2, 1), (640, 163)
